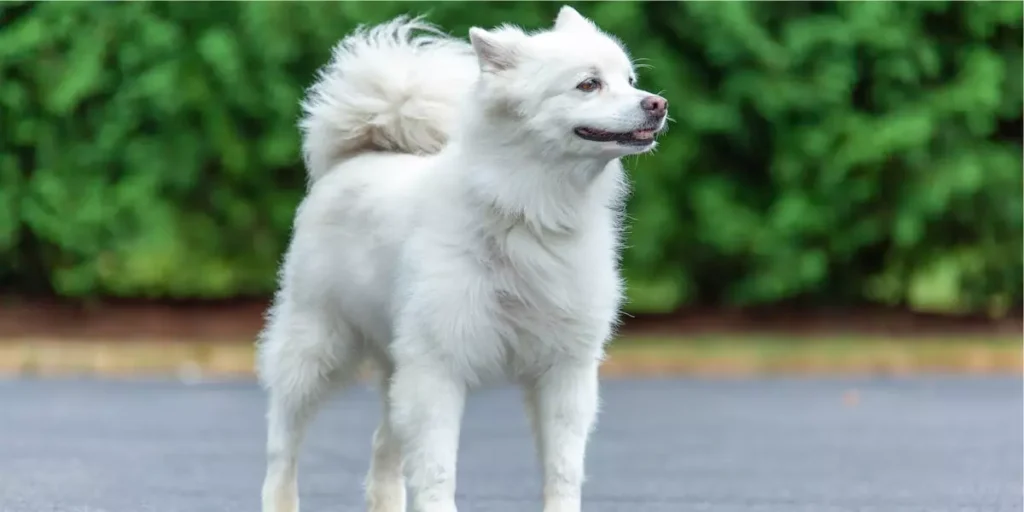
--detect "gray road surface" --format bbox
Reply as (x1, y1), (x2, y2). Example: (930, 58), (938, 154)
(0, 376), (1021, 512)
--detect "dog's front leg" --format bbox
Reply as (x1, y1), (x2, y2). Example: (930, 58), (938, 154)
(389, 363), (466, 512)
(525, 361), (600, 512)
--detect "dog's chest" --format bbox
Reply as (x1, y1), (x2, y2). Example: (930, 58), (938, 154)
(484, 226), (617, 344)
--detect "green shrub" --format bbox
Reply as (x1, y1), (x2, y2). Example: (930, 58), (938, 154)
(1, 1), (1020, 313)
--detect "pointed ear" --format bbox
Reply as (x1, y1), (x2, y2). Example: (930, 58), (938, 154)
(554, 6), (597, 32)
(469, 27), (520, 72)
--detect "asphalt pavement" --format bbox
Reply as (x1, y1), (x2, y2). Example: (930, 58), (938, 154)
(0, 376), (1020, 512)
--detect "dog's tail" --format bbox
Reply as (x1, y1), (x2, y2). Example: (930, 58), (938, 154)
(299, 16), (478, 184)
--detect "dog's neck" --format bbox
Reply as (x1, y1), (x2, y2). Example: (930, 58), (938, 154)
(449, 117), (627, 236)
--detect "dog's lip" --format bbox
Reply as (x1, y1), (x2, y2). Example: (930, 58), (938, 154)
(574, 124), (663, 146)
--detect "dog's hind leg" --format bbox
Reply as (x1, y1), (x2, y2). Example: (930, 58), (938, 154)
(258, 308), (362, 512)
(365, 364), (406, 512)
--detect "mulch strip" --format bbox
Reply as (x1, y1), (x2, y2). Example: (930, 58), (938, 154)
(1, 298), (1020, 341)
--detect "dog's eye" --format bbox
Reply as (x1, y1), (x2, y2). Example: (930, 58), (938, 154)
(576, 78), (601, 93)
(628, 76), (636, 86)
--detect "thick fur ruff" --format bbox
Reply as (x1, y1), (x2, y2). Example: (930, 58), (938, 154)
(259, 7), (668, 512)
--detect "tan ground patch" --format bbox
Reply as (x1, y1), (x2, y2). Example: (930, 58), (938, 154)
(600, 336), (1022, 377)
(1, 336), (1019, 379)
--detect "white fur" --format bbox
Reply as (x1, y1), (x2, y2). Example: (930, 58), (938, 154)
(258, 6), (668, 512)
(299, 16), (478, 184)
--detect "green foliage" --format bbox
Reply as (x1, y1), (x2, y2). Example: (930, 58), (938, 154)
(0, 1), (1020, 313)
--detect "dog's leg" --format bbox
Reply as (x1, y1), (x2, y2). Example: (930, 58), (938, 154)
(525, 362), (600, 512)
(366, 371), (406, 512)
(389, 364), (466, 512)
(259, 315), (359, 512)
(262, 387), (316, 512)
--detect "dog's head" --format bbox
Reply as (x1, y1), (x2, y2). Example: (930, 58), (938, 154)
(468, 6), (668, 159)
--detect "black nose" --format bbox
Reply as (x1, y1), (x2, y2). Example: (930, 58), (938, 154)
(641, 95), (668, 118)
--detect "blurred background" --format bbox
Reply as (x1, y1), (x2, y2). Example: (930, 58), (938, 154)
(0, 1), (1021, 377)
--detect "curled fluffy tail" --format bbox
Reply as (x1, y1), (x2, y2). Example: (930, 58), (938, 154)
(299, 16), (478, 183)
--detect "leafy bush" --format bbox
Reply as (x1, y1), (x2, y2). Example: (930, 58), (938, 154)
(1, 1), (1020, 313)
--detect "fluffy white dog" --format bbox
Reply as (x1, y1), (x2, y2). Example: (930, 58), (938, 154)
(257, 6), (668, 512)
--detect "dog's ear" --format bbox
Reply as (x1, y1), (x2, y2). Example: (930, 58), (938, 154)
(469, 27), (521, 72)
(554, 6), (597, 33)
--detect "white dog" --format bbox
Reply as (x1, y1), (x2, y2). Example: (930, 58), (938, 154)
(257, 6), (668, 512)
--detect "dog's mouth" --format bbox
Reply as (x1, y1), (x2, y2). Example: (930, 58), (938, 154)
(573, 126), (661, 146)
